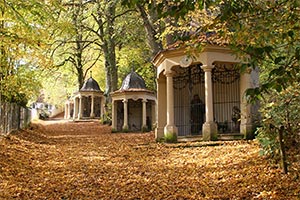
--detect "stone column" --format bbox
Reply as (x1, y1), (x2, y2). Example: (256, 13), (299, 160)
(111, 100), (117, 131)
(68, 102), (72, 119)
(122, 99), (128, 131)
(201, 65), (218, 141)
(78, 96), (82, 119)
(142, 99), (147, 131)
(64, 103), (68, 119)
(240, 68), (253, 139)
(90, 95), (95, 118)
(100, 97), (104, 119)
(155, 77), (167, 140)
(164, 70), (178, 142)
(73, 97), (78, 120)
(152, 100), (156, 131)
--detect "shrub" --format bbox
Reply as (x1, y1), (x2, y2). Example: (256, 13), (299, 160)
(256, 84), (300, 164)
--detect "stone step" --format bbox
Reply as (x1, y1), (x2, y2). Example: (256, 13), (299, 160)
(218, 133), (244, 140)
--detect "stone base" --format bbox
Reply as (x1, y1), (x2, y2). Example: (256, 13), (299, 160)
(141, 125), (148, 132)
(240, 123), (254, 139)
(155, 127), (165, 141)
(164, 125), (178, 143)
(202, 122), (218, 141)
(122, 125), (129, 132)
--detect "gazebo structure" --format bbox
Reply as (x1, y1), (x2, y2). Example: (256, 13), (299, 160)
(64, 75), (105, 120)
(153, 44), (259, 141)
(111, 71), (156, 132)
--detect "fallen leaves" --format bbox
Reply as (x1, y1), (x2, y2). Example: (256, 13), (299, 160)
(0, 120), (299, 199)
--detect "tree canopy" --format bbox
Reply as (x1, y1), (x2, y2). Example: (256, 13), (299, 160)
(0, 0), (60, 106)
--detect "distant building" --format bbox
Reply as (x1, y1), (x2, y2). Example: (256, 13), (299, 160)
(31, 102), (62, 120)
(110, 70), (156, 132)
(65, 75), (105, 120)
(31, 90), (63, 119)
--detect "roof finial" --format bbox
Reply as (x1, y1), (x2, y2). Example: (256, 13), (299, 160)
(90, 71), (92, 78)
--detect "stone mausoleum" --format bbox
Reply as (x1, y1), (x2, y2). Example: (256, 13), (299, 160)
(64, 75), (105, 120)
(153, 44), (259, 141)
(111, 71), (156, 132)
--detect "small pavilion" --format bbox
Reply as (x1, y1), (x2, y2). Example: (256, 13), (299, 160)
(153, 44), (259, 141)
(111, 71), (156, 132)
(64, 75), (105, 120)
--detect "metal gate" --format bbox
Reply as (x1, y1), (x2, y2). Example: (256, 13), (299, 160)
(173, 63), (240, 137)
(173, 64), (205, 136)
(213, 62), (240, 134)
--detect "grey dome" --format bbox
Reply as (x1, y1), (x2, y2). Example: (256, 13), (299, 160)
(120, 71), (146, 90)
(80, 77), (102, 92)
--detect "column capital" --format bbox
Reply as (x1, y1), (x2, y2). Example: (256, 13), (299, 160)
(164, 69), (174, 77)
(122, 99), (128, 103)
(201, 65), (214, 72)
(142, 99), (148, 103)
(245, 67), (252, 74)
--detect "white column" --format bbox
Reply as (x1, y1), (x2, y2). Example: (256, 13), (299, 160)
(73, 97), (78, 120)
(100, 97), (104, 119)
(90, 95), (95, 118)
(155, 77), (166, 140)
(152, 100), (156, 130)
(112, 100), (117, 130)
(240, 68), (253, 139)
(122, 99), (128, 130)
(163, 70), (178, 142)
(64, 103), (68, 119)
(78, 96), (82, 119)
(201, 65), (218, 141)
(142, 99), (147, 131)
(67, 103), (70, 119)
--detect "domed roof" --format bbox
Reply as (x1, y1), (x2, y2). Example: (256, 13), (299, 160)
(120, 71), (147, 90)
(80, 76), (102, 92)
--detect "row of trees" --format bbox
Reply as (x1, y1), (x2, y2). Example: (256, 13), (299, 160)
(0, 0), (206, 105)
(0, 0), (159, 106)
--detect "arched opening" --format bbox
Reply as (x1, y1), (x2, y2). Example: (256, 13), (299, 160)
(173, 64), (205, 136)
(212, 62), (240, 134)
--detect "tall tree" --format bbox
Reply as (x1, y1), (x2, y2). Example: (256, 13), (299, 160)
(135, 2), (163, 56)
(0, 0), (58, 105)
(123, 0), (183, 56)
(91, 0), (118, 96)
(51, 0), (100, 90)
(90, 0), (146, 98)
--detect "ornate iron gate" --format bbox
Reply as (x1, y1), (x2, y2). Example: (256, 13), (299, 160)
(174, 64), (205, 136)
(213, 62), (240, 134)
(173, 63), (240, 137)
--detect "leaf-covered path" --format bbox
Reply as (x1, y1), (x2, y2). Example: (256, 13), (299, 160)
(0, 120), (299, 199)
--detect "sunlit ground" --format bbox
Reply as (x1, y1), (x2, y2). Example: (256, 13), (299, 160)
(0, 120), (299, 199)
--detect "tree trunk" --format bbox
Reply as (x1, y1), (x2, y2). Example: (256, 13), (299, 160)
(279, 126), (288, 174)
(136, 4), (163, 57)
(93, 0), (118, 103)
(107, 2), (118, 93)
(103, 38), (117, 103)
(77, 66), (84, 90)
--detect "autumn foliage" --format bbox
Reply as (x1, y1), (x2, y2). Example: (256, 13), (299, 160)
(0, 120), (299, 199)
